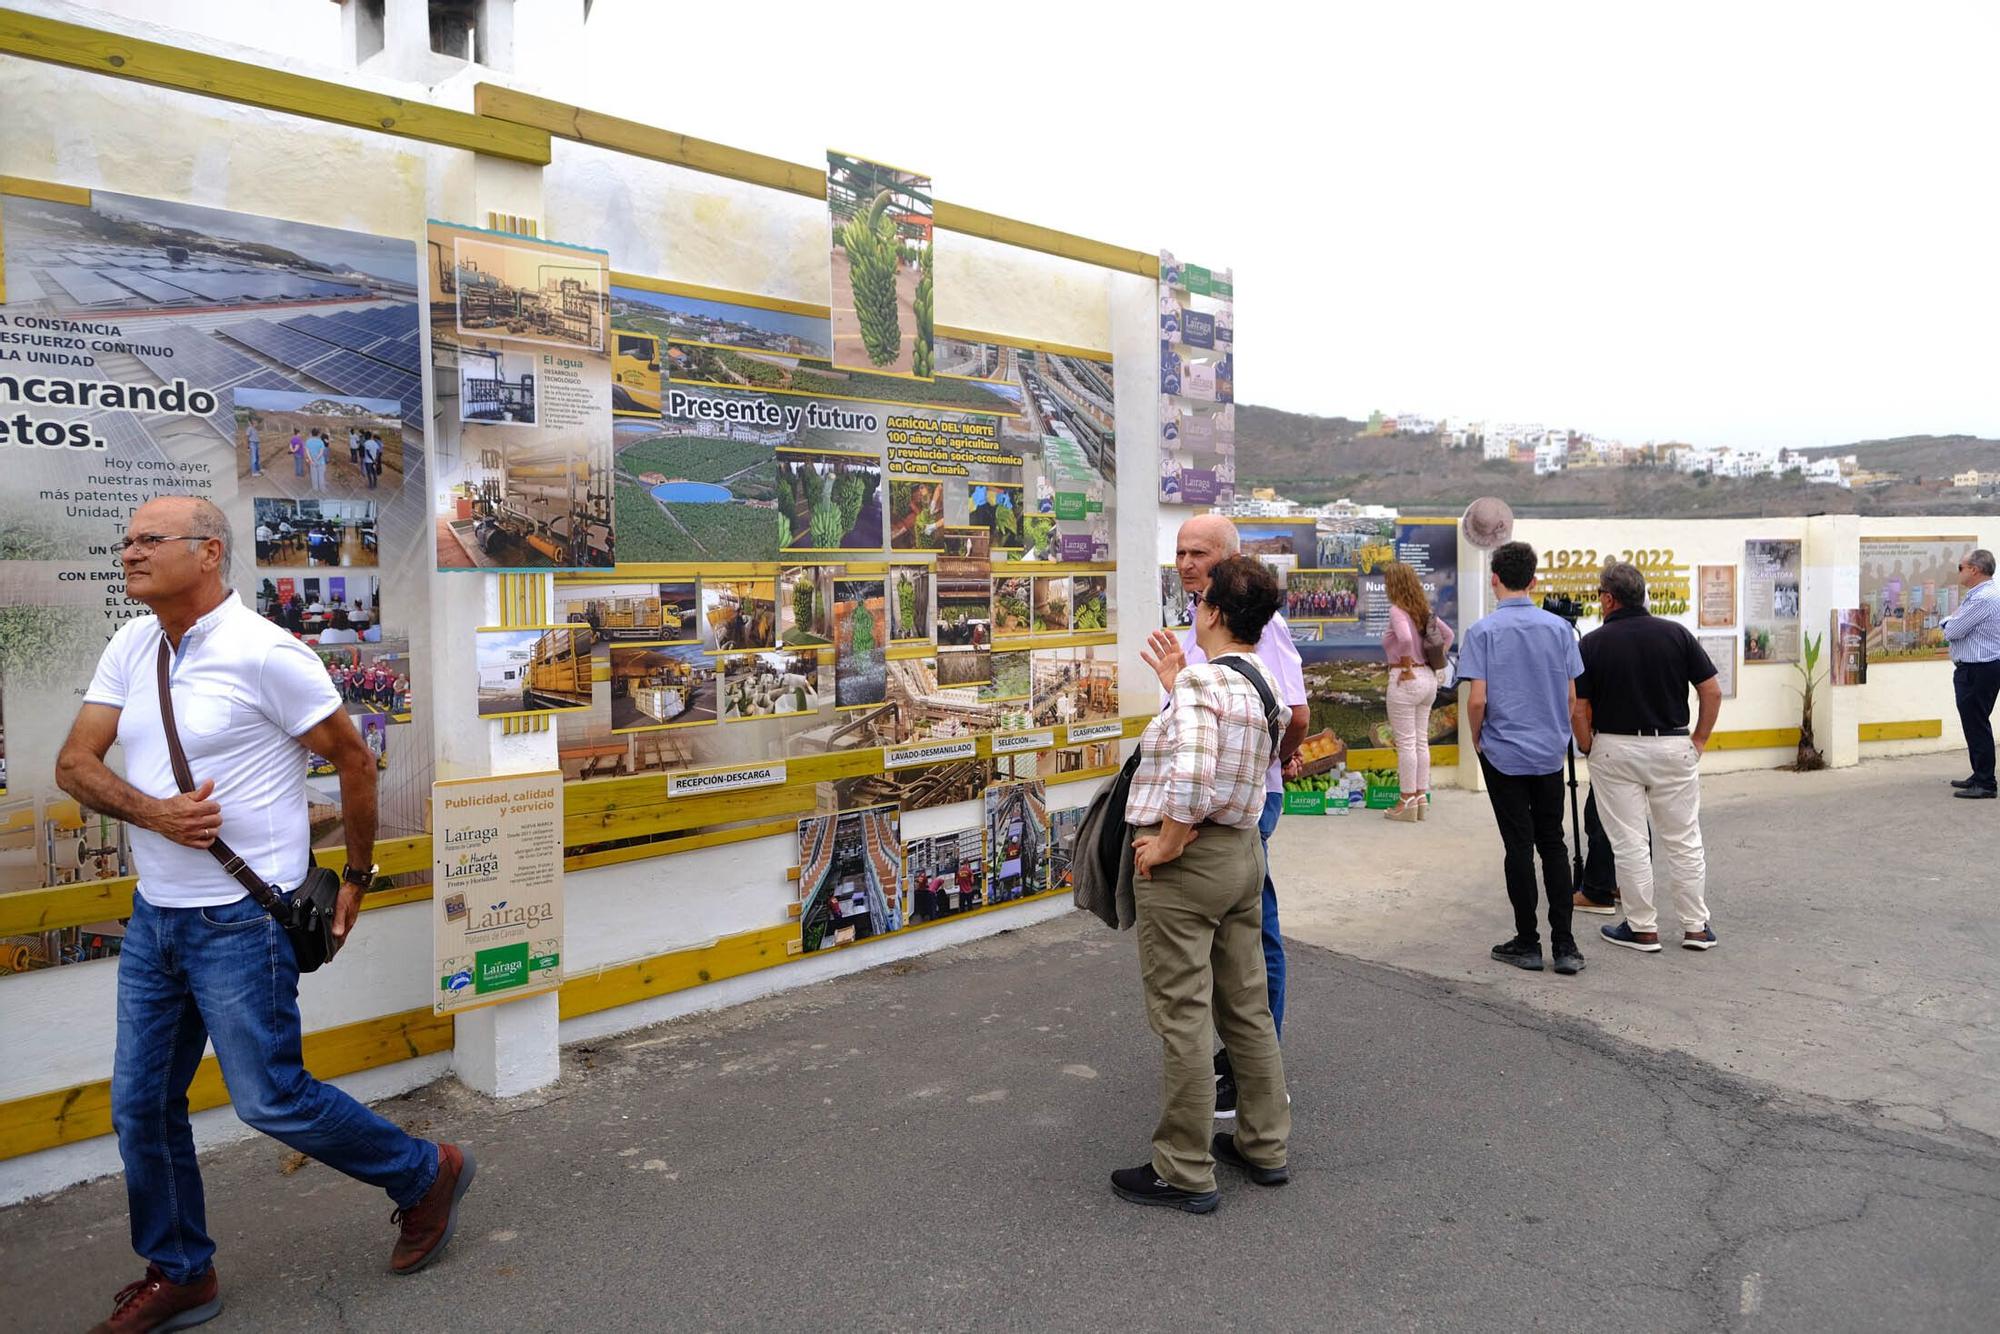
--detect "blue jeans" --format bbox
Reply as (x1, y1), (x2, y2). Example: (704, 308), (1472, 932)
(113, 894), (438, 1284)
(1257, 790), (1286, 1037)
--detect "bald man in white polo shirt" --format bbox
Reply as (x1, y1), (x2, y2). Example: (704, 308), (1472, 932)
(57, 496), (474, 1331)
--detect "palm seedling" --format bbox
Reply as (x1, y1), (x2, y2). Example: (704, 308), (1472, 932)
(1790, 631), (1828, 771)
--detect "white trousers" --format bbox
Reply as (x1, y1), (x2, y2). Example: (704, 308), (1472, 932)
(1590, 734), (1710, 935)
(1386, 666), (1438, 796)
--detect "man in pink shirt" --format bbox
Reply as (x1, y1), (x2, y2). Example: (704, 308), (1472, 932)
(1161, 514), (1308, 1119)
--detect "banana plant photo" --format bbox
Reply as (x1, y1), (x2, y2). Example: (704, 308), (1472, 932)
(774, 448), (885, 551)
(827, 151), (934, 380)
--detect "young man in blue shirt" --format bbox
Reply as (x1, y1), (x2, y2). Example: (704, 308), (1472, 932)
(1456, 541), (1586, 975)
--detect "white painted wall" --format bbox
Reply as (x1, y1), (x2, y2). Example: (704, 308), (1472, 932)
(1501, 517), (1814, 776)
(1470, 515), (1999, 783)
(1, 0), (1146, 1202)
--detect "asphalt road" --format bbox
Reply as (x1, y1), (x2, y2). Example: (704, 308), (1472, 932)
(6, 913), (1996, 1333)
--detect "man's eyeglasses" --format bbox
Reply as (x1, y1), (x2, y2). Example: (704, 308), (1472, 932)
(117, 534), (211, 554)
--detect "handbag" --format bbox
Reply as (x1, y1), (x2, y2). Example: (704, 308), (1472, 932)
(1421, 613), (1450, 671)
(154, 637), (341, 971)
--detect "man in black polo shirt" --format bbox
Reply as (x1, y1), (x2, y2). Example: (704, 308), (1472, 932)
(1570, 561), (1723, 954)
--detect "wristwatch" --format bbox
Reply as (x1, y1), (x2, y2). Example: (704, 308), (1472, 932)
(341, 863), (379, 889)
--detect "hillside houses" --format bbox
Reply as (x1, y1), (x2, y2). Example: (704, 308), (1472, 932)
(1332, 408), (1880, 491)
(1221, 491), (1396, 521)
(1658, 444), (1853, 487)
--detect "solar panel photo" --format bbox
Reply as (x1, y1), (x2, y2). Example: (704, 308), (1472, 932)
(282, 311), (387, 355)
(221, 318), (344, 373)
(44, 266), (130, 306)
(103, 270), (200, 304)
(128, 326), (263, 385)
(231, 368), (311, 396)
(350, 305), (417, 338)
(307, 351), (420, 422)
(84, 413), (161, 454)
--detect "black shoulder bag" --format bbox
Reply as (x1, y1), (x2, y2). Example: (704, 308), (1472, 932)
(155, 637), (341, 971)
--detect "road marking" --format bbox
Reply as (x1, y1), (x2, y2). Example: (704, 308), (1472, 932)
(1740, 1272), (1764, 1315)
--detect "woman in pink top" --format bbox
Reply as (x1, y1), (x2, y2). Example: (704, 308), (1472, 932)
(1381, 561), (1453, 821)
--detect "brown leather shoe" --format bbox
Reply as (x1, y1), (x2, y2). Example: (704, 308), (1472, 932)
(90, 1265), (221, 1332)
(390, 1142), (477, 1275)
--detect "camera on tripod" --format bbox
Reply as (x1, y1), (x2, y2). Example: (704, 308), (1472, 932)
(1542, 592), (1586, 626)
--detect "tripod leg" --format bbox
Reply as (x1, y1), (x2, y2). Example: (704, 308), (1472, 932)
(1567, 743), (1585, 884)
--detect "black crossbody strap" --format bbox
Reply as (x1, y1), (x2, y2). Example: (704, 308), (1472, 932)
(1212, 653), (1284, 750)
(154, 635), (285, 913)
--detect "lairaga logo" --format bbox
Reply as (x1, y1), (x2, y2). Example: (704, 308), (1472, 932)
(442, 825), (500, 848)
(444, 850), (502, 880)
(470, 898), (555, 931)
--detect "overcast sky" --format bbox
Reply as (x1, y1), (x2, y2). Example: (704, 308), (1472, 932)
(577, 0), (1996, 450)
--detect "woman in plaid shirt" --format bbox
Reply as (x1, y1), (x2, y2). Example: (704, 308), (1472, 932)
(1112, 556), (1293, 1212)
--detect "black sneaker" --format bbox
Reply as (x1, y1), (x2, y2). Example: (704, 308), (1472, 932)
(1950, 776), (1981, 789)
(1110, 1163), (1220, 1213)
(1212, 1133), (1289, 1186)
(1552, 943), (1586, 975)
(1491, 937), (1544, 970)
(1214, 1071), (1238, 1121)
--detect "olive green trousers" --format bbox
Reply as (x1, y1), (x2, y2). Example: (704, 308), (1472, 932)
(1133, 821), (1290, 1192)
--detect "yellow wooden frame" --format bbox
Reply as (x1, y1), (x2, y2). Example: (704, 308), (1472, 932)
(0, 835), (433, 938)
(0, 1007), (451, 1161)
(1704, 728), (1803, 751)
(1858, 719), (1943, 742)
(558, 885), (1072, 1022)
(0, 173), (88, 205)
(0, 9), (549, 163)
